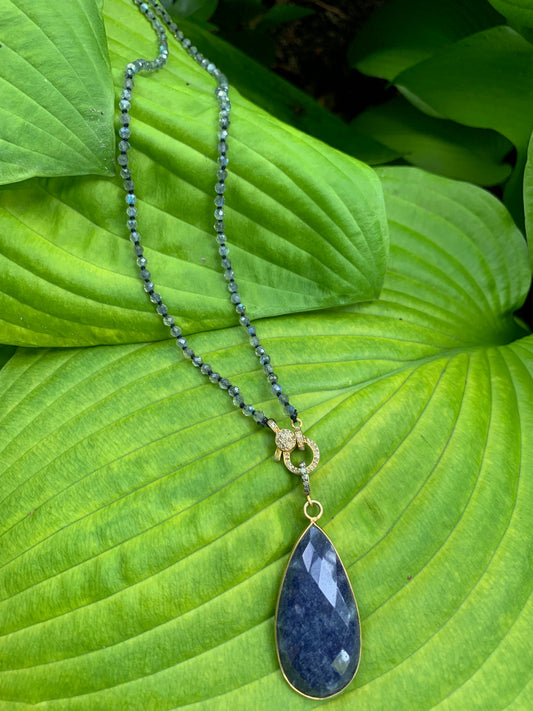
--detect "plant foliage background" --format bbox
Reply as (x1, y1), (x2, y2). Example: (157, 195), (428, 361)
(0, 0), (532, 709)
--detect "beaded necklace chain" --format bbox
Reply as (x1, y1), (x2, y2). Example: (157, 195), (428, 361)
(119, 4), (296, 429)
(117, 0), (361, 699)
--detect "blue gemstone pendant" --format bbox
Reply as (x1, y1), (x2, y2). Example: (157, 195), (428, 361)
(275, 522), (361, 699)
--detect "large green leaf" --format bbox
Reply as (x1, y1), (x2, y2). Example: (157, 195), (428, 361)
(348, 0), (503, 81)
(0, 0), (387, 349)
(393, 25), (533, 228)
(0, 0), (115, 184)
(0, 168), (531, 709)
(487, 0), (533, 27)
(351, 95), (512, 186)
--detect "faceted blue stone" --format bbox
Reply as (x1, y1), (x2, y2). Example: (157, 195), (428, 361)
(275, 523), (360, 698)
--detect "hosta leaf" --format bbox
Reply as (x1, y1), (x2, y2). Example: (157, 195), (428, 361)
(0, 0), (115, 184)
(351, 95), (512, 186)
(394, 27), (533, 151)
(0, 168), (531, 709)
(348, 0), (503, 81)
(0, 0), (388, 349)
(488, 0), (533, 27)
(393, 26), (533, 228)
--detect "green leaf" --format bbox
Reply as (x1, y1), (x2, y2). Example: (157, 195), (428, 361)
(0, 0), (115, 184)
(256, 5), (314, 31)
(169, 0), (219, 22)
(165, 18), (397, 165)
(0, 0), (388, 348)
(487, 0), (533, 27)
(351, 95), (512, 186)
(394, 25), (533, 228)
(0, 168), (531, 708)
(349, 0), (503, 81)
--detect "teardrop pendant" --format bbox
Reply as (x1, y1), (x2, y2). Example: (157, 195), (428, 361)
(275, 522), (361, 699)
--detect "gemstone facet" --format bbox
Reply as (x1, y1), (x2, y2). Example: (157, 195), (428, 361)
(275, 523), (361, 699)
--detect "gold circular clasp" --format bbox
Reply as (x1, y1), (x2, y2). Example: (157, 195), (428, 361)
(304, 498), (323, 522)
(282, 437), (320, 475)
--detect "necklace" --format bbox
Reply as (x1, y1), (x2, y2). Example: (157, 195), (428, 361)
(118, 0), (361, 699)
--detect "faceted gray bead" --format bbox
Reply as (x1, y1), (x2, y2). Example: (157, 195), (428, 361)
(284, 404), (297, 418)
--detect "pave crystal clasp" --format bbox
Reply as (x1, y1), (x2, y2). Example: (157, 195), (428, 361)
(267, 418), (320, 475)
